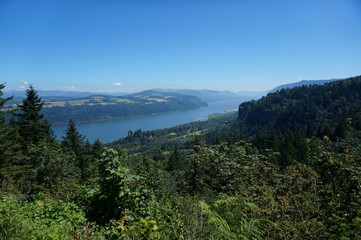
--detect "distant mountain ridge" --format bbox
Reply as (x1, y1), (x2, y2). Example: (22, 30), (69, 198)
(3, 90), (129, 98)
(4, 78), (339, 103)
(270, 79), (339, 93)
(153, 89), (248, 102)
(5, 88), (259, 105)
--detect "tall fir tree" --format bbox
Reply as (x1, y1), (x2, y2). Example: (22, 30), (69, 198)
(62, 119), (92, 181)
(166, 147), (183, 172)
(92, 139), (103, 160)
(13, 85), (52, 146)
(62, 119), (85, 152)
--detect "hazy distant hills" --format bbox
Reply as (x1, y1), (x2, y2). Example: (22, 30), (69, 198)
(4, 78), (339, 104)
(3, 90), (129, 98)
(153, 89), (249, 102)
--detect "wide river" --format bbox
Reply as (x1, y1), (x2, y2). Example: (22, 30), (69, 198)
(52, 100), (241, 143)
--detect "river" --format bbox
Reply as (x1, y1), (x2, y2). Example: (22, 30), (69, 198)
(52, 100), (241, 143)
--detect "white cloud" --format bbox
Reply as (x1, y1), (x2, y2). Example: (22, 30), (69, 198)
(113, 82), (122, 87)
(19, 80), (30, 89)
(66, 86), (77, 91)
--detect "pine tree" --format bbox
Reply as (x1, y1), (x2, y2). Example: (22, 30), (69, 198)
(13, 85), (52, 145)
(62, 119), (91, 181)
(0, 83), (12, 116)
(92, 139), (103, 160)
(167, 147), (182, 172)
(62, 119), (85, 152)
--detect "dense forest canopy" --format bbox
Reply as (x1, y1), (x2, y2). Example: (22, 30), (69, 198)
(0, 77), (360, 239)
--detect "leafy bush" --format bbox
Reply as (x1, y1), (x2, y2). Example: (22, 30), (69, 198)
(0, 195), (103, 240)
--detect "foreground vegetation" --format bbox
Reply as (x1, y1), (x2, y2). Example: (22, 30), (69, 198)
(1, 77), (360, 239)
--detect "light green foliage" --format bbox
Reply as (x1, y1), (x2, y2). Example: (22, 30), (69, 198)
(90, 148), (188, 239)
(114, 200), (186, 240)
(176, 196), (274, 240)
(0, 195), (103, 240)
(90, 148), (152, 224)
(198, 200), (234, 240)
(199, 197), (275, 240)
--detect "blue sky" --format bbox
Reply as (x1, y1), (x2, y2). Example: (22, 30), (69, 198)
(1, 0), (360, 92)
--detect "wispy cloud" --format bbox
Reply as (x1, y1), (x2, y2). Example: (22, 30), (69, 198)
(66, 86), (77, 91)
(113, 82), (122, 87)
(19, 80), (30, 89)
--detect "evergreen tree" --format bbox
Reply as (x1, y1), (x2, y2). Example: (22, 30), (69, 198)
(61, 119), (89, 181)
(92, 139), (103, 160)
(167, 147), (182, 172)
(0, 83), (12, 116)
(62, 119), (85, 152)
(13, 85), (52, 146)
(0, 83), (23, 179)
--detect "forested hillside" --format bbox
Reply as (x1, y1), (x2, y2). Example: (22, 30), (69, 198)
(5, 90), (207, 124)
(1, 79), (360, 239)
(238, 76), (361, 135)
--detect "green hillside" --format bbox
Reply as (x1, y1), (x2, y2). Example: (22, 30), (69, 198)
(238, 76), (361, 135)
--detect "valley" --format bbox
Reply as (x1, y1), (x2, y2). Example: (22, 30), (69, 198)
(1, 76), (361, 239)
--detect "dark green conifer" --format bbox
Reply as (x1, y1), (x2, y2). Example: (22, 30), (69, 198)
(0, 83), (23, 179)
(61, 120), (101, 182)
(62, 119), (85, 152)
(167, 147), (182, 172)
(13, 85), (52, 145)
(92, 139), (103, 160)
